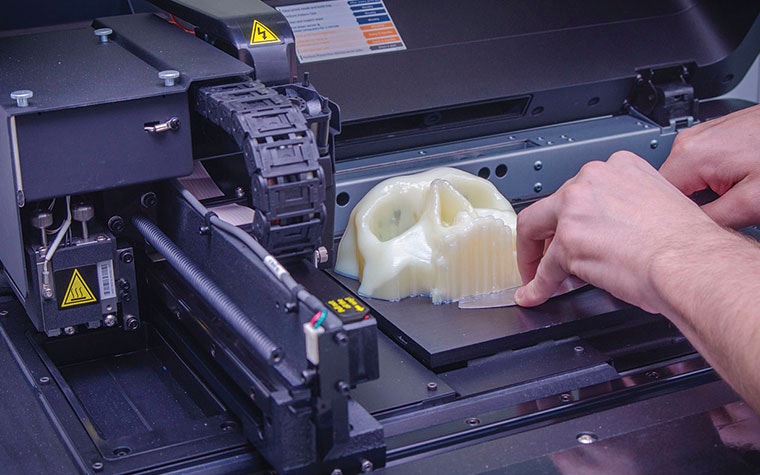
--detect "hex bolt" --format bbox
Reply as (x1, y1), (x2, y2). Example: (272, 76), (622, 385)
(94, 28), (113, 43)
(533, 160), (543, 171)
(103, 314), (117, 327)
(63, 326), (76, 336)
(534, 182), (543, 193)
(158, 70), (180, 87)
(361, 459), (374, 473)
(10, 90), (33, 107)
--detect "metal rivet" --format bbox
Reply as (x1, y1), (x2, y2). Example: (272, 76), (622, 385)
(465, 417), (481, 426)
(92, 462), (104, 472)
(650, 139), (659, 149)
(158, 70), (180, 87)
(577, 432), (598, 444)
(534, 182), (543, 193)
(94, 28), (113, 43)
(574, 345), (584, 353)
(533, 161), (543, 171)
(39, 376), (50, 385)
(10, 90), (33, 107)
(427, 382), (438, 391)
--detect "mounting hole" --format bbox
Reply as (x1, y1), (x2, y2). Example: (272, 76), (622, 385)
(495, 164), (508, 178)
(587, 97), (600, 106)
(477, 167), (490, 179)
(336, 192), (350, 207)
(113, 447), (131, 457)
(531, 106), (544, 115)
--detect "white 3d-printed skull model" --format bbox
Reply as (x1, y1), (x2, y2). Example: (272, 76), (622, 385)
(335, 167), (521, 304)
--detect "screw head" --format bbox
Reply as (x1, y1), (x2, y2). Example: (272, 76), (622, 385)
(39, 376), (50, 385)
(577, 432), (598, 444)
(158, 70), (180, 87)
(92, 461), (104, 472)
(533, 182), (543, 193)
(574, 345), (585, 353)
(426, 381), (438, 391)
(361, 459), (374, 472)
(533, 160), (543, 171)
(234, 186), (245, 198)
(560, 393), (573, 403)
(465, 417), (481, 426)
(103, 314), (117, 327)
(10, 90), (33, 107)
(94, 28), (113, 43)
(650, 139), (659, 149)
(63, 326), (76, 336)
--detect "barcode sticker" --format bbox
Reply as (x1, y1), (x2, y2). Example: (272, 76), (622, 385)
(97, 260), (116, 300)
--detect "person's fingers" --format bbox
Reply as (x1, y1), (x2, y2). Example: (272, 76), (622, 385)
(516, 196), (559, 284)
(659, 148), (709, 196)
(515, 244), (569, 307)
(701, 180), (760, 228)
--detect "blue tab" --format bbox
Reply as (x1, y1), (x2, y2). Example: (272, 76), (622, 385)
(356, 15), (390, 25)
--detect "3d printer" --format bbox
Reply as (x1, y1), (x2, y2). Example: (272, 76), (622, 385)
(1, 1), (759, 473)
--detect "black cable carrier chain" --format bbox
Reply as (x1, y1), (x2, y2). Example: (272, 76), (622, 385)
(196, 80), (327, 259)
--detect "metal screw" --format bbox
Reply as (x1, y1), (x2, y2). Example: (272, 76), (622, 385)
(125, 315), (139, 330)
(465, 417), (481, 426)
(361, 459), (374, 472)
(427, 381), (438, 391)
(533, 160), (543, 171)
(533, 182), (543, 193)
(560, 393), (573, 403)
(42, 285), (53, 299)
(94, 28), (113, 43)
(140, 192), (157, 208)
(577, 432), (598, 444)
(574, 345), (584, 353)
(158, 70), (180, 87)
(63, 326), (76, 336)
(96, 235), (107, 242)
(331, 470), (343, 475)
(335, 380), (350, 395)
(650, 139), (659, 149)
(0, 310), (8, 316)
(10, 90), (33, 107)
(92, 461), (104, 472)
(646, 371), (660, 379)
(120, 251), (134, 264)
(334, 332), (348, 345)
(103, 314), (117, 327)
(108, 216), (125, 234)
(234, 186), (245, 198)
(39, 376), (50, 385)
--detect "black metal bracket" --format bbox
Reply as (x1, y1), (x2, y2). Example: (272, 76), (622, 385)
(630, 64), (698, 127)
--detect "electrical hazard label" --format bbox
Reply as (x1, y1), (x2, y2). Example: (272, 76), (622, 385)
(277, 0), (406, 63)
(250, 20), (281, 45)
(56, 267), (98, 309)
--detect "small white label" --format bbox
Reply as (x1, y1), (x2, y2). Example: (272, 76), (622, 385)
(97, 260), (116, 300)
(264, 255), (289, 280)
(277, 0), (406, 63)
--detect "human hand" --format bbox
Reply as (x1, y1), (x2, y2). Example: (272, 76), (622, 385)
(514, 151), (722, 311)
(659, 104), (760, 228)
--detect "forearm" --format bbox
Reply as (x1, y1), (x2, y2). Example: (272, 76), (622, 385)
(650, 224), (760, 413)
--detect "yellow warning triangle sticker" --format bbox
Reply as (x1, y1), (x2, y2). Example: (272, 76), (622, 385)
(61, 268), (97, 308)
(250, 20), (280, 45)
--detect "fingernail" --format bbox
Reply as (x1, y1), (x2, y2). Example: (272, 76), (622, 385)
(515, 287), (525, 304)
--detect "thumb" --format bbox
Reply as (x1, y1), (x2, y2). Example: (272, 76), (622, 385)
(701, 181), (760, 229)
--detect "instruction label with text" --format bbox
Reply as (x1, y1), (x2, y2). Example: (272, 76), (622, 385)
(277, 0), (406, 63)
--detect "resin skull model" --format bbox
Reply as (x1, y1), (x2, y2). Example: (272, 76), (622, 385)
(335, 167), (521, 304)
